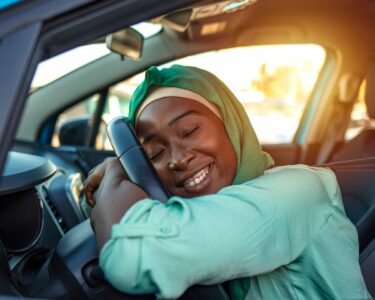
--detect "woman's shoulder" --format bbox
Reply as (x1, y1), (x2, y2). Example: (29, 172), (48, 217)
(224, 164), (342, 211)
(265, 163), (333, 176)
(264, 164), (340, 200)
(265, 164), (335, 184)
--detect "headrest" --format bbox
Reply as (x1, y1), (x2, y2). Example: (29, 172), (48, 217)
(365, 64), (375, 119)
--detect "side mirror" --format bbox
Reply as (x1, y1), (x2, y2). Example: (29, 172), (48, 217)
(105, 28), (143, 60)
(58, 117), (107, 148)
(58, 117), (90, 146)
(58, 116), (107, 149)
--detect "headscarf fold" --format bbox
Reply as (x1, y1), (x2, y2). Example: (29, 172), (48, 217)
(135, 86), (223, 122)
(128, 64), (274, 184)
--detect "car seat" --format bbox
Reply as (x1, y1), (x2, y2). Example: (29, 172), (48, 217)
(323, 158), (375, 297)
(330, 64), (375, 162)
(360, 237), (375, 297)
(322, 157), (375, 252)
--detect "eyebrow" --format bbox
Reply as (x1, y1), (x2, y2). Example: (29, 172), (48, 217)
(142, 110), (199, 144)
(168, 110), (199, 126)
(142, 133), (156, 145)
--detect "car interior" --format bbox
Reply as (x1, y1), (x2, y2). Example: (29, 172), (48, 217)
(329, 64), (375, 162)
(1, 0), (375, 299)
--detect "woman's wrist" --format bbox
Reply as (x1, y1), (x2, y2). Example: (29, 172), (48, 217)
(93, 179), (148, 251)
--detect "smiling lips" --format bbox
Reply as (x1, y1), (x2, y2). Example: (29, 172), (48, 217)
(183, 165), (210, 189)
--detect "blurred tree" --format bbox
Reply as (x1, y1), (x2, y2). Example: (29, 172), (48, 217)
(252, 64), (304, 103)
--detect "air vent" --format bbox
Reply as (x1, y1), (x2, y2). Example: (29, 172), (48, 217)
(42, 186), (68, 233)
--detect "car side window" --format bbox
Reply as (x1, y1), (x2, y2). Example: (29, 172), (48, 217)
(51, 94), (103, 148)
(101, 77), (137, 123)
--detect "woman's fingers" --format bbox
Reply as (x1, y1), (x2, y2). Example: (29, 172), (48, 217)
(84, 169), (99, 207)
(105, 159), (128, 179)
(84, 157), (116, 207)
(90, 206), (96, 232)
(84, 173), (102, 207)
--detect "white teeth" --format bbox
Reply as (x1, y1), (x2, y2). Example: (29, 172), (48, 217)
(184, 166), (210, 188)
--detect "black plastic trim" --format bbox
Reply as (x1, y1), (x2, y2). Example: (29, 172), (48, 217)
(0, 152), (56, 196)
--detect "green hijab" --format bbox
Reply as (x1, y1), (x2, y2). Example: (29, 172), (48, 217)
(128, 64), (274, 184)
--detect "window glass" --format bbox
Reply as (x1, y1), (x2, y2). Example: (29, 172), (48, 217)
(101, 73), (144, 122)
(31, 45), (110, 92)
(106, 44), (326, 145)
(132, 22), (162, 38)
(100, 87), (134, 149)
(51, 94), (102, 148)
(345, 80), (371, 140)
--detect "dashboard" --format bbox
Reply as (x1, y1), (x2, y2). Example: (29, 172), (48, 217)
(0, 147), (96, 297)
(1, 142), (160, 299)
(1, 143), (218, 299)
(0, 152), (57, 256)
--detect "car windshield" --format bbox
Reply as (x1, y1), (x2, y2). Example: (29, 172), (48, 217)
(30, 44), (110, 92)
(30, 22), (162, 92)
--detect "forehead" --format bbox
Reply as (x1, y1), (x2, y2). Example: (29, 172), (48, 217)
(137, 96), (216, 127)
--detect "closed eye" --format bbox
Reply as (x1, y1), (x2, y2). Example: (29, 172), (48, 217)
(150, 149), (165, 161)
(183, 127), (199, 138)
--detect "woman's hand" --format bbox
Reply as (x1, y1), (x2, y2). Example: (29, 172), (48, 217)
(84, 157), (127, 207)
(89, 158), (148, 250)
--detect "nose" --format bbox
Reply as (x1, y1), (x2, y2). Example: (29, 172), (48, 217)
(168, 144), (194, 171)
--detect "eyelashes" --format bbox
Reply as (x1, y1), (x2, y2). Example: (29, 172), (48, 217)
(183, 126), (199, 138)
(150, 149), (164, 161)
(148, 126), (200, 161)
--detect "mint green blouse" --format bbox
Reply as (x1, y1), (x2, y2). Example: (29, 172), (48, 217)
(99, 165), (371, 299)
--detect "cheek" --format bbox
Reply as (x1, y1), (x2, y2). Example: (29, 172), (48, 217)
(193, 126), (223, 149)
(152, 161), (174, 190)
(212, 127), (237, 180)
(223, 141), (237, 180)
(152, 162), (167, 180)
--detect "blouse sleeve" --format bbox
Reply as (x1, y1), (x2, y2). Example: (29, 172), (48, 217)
(99, 165), (342, 299)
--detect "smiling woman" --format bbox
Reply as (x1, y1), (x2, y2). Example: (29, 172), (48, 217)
(136, 95), (237, 197)
(85, 65), (370, 300)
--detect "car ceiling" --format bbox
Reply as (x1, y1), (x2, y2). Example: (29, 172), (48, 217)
(185, 0), (375, 51)
(13, 0), (375, 60)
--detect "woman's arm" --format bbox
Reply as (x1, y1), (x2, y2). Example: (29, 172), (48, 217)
(99, 165), (342, 299)
(89, 158), (148, 250)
